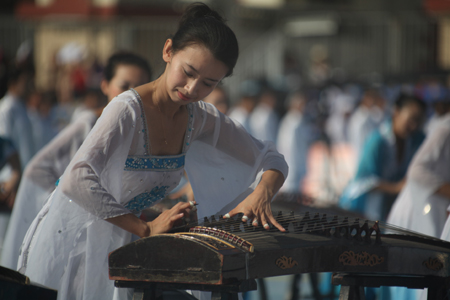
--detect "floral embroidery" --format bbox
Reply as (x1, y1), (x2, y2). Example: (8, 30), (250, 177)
(130, 88), (150, 154)
(125, 186), (169, 213)
(124, 155), (185, 171)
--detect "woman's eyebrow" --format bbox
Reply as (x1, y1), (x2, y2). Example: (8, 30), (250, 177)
(187, 64), (219, 82)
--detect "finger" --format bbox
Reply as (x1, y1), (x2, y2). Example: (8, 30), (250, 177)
(267, 214), (286, 232)
(260, 215), (270, 230)
(170, 212), (185, 223)
(252, 217), (259, 227)
(173, 201), (191, 211)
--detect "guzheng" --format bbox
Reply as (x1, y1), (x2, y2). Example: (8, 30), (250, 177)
(108, 211), (450, 287)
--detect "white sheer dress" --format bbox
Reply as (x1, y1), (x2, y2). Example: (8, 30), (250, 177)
(17, 89), (288, 300)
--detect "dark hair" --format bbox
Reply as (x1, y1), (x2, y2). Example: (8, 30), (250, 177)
(103, 52), (152, 82)
(7, 64), (33, 86)
(171, 2), (239, 77)
(394, 94), (426, 112)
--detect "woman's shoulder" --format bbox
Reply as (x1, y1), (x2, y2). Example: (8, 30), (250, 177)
(104, 90), (143, 116)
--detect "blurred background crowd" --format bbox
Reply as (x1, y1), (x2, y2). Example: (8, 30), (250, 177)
(1, 0), (450, 299)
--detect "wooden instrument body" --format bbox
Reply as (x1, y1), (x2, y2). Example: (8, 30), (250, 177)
(109, 228), (450, 285)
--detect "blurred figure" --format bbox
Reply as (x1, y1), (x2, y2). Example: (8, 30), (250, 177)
(70, 88), (106, 123)
(277, 91), (316, 194)
(323, 86), (355, 145)
(248, 88), (279, 143)
(228, 94), (257, 133)
(386, 105), (450, 300)
(0, 52), (151, 269)
(424, 94), (450, 135)
(228, 79), (260, 133)
(51, 42), (89, 129)
(27, 89), (59, 152)
(348, 88), (387, 157)
(203, 85), (229, 114)
(0, 137), (20, 258)
(0, 65), (36, 169)
(389, 109), (450, 238)
(339, 94), (426, 222)
(0, 138), (21, 209)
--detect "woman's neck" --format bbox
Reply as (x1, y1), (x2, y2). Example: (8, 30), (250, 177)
(141, 76), (183, 119)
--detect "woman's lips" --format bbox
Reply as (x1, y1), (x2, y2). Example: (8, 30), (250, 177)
(177, 91), (191, 101)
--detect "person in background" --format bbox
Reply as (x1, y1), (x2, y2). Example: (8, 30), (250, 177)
(203, 85), (229, 114)
(386, 105), (450, 300)
(228, 79), (260, 133)
(248, 88), (279, 143)
(0, 65), (36, 170)
(0, 137), (21, 260)
(339, 94), (426, 222)
(277, 91), (316, 194)
(26, 89), (60, 152)
(424, 93), (450, 135)
(347, 88), (386, 158)
(0, 52), (151, 269)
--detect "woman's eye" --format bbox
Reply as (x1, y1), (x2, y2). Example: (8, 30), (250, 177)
(184, 70), (193, 77)
(204, 82), (212, 87)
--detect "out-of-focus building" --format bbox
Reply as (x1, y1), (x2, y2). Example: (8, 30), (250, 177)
(425, 0), (450, 71)
(0, 0), (447, 101)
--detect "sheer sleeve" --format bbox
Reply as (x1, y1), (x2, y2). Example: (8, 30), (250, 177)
(60, 98), (136, 219)
(186, 101), (288, 218)
(25, 111), (97, 192)
(407, 122), (450, 197)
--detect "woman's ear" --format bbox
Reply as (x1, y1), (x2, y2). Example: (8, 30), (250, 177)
(162, 39), (173, 63)
(100, 79), (109, 97)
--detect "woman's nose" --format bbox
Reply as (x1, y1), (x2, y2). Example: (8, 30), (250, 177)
(185, 79), (199, 96)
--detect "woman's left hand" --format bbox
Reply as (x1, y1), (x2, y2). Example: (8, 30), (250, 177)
(224, 170), (286, 232)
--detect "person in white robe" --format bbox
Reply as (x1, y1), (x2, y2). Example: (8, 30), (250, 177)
(248, 88), (279, 143)
(385, 111), (450, 300)
(0, 65), (36, 261)
(277, 91), (316, 193)
(18, 4), (288, 300)
(339, 94), (426, 222)
(0, 66), (36, 170)
(348, 88), (386, 158)
(424, 96), (450, 136)
(0, 52), (152, 270)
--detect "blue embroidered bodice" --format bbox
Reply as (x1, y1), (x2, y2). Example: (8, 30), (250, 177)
(123, 89), (194, 214)
(123, 155), (186, 213)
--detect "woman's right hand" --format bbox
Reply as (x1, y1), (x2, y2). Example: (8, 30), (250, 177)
(147, 201), (195, 236)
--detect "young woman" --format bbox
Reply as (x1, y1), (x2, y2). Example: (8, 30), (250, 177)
(339, 94), (426, 222)
(1, 52), (151, 270)
(18, 3), (288, 300)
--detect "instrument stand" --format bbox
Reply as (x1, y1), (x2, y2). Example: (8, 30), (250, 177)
(115, 279), (257, 300)
(332, 273), (450, 300)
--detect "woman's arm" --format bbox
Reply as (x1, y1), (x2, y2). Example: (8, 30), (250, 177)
(188, 102), (289, 231)
(226, 169), (286, 231)
(375, 178), (405, 195)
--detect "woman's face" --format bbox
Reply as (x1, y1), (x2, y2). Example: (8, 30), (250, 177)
(393, 103), (424, 139)
(101, 64), (149, 102)
(163, 40), (229, 105)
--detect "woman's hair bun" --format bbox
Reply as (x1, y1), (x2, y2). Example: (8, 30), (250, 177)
(171, 2), (238, 77)
(178, 2), (225, 29)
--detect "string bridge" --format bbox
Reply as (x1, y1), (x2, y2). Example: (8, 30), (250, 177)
(189, 226), (254, 252)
